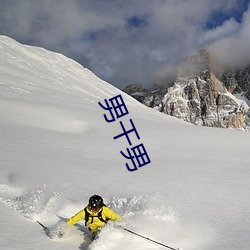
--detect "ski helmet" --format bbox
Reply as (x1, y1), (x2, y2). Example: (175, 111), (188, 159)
(89, 195), (104, 210)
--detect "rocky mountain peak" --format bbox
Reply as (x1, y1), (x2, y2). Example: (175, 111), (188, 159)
(123, 49), (250, 130)
(177, 49), (210, 78)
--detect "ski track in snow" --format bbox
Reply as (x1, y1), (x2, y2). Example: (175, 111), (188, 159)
(0, 180), (211, 250)
(0, 99), (92, 134)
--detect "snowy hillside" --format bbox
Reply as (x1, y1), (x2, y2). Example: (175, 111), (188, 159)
(0, 36), (250, 250)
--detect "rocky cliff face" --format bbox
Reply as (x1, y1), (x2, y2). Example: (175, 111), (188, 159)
(123, 49), (250, 130)
(217, 66), (250, 99)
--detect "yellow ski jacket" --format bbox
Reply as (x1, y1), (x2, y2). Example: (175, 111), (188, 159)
(67, 206), (121, 233)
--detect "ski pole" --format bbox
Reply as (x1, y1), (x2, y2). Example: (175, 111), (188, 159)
(122, 227), (180, 250)
(37, 220), (48, 231)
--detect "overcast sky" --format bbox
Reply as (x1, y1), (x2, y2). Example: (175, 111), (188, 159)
(0, 0), (249, 89)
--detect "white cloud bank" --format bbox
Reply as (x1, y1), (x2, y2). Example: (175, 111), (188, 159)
(0, 0), (249, 88)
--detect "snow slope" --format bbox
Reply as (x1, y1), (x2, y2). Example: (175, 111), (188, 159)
(0, 35), (250, 250)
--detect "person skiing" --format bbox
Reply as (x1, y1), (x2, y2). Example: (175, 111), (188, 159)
(66, 194), (121, 239)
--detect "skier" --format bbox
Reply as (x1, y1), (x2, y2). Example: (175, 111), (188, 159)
(66, 194), (122, 239)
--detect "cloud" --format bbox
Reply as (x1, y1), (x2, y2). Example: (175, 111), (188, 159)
(200, 18), (240, 45)
(209, 3), (250, 69)
(0, 0), (249, 89)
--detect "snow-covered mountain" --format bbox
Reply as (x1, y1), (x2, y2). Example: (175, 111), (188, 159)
(217, 65), (250, 100)
(0, 36), (250, 250)
(124, 49), (250, 130)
